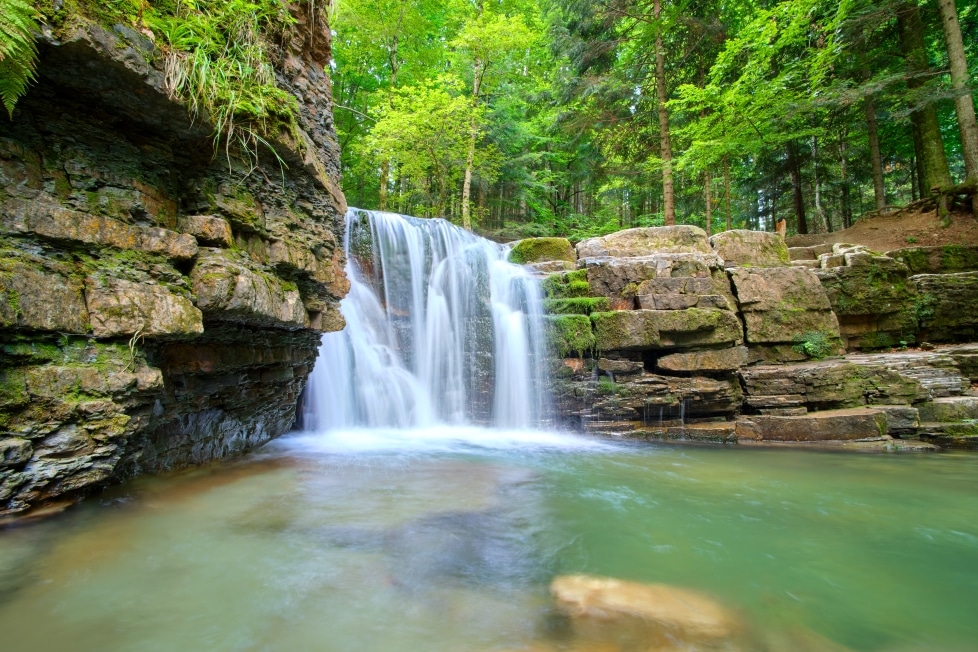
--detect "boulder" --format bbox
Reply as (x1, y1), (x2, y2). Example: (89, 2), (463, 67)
(813, 255), (917, 349)
(550, 574), (740, 643)
(0, 256), (90, 333)
(917, 396), (978, 422)
(591, 308), (743, 352)
(740, 359), (926, 411)
(735, 408), (887, 441)
(576, 225), (711, 259)
(583, 252), (733, 307)
(912, 272), (978, 343)
(508, 237), (575, 265)
(656, 346), (748, 373)
(180, 215), (233, 247)
(85, 277), (203, 338)
(708, 229), (789, 268)
(191, 250), (308, 329)
(728, 266), (841, 350)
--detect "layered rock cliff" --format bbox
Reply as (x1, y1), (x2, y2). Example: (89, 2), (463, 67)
(0, 5), (348, 515)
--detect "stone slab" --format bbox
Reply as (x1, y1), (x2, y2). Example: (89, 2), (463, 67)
(734, 408), (887, 442)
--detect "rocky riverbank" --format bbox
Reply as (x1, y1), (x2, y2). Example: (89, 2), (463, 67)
(0, 7), (348, 516)
(517, 228), (978, 451)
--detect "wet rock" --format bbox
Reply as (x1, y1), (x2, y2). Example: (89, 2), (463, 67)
(592, 309), (743, 352)
(85, 277), (203, 338)
(576, 226), (712, 259)
(596, 357), (644, 376)
(550, 574), (740, 643)
(735, 408), (888, 442)
(709, 229), (790, 268)
(656, 346), (748, 373)
(0, 438), (32, 467)
(917, 422), (978, 449)
(871, 405), (920, 435)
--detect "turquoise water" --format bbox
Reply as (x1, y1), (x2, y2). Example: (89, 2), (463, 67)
(0, 428), (976, 652)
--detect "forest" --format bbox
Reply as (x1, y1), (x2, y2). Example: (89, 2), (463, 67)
(331, 0), (978, 241)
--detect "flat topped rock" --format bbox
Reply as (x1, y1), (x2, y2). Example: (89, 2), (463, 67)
(551, 574), (740, 641)
(576, 226), (711, 259)
(735, 407), (888, 442)
(709, 229), (790, 268)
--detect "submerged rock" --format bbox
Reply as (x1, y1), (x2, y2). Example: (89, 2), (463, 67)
(550, 574), (741, 646)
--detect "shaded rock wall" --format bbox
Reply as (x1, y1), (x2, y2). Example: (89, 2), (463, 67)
(0, 11), (347, 515)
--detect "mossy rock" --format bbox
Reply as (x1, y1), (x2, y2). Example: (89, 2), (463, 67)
(546, 314), (596, 356)
(542, 268), (592, 299)
(508, 237), (575, 265)
(544, 297), (611, 316)
(888, 245), (978, 274)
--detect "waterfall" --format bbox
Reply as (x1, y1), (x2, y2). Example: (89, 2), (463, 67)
(302, 208), (552, 431)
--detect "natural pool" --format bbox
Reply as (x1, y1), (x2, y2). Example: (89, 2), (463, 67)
(0, 429), (976, 652)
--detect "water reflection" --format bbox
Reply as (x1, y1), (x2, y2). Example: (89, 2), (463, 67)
(0, 432), (975, 652)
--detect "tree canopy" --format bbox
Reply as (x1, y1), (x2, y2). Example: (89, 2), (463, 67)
(332, 0), (978, 240)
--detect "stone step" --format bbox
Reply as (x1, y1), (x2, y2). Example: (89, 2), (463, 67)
(739, 436), (938, 452)
(846, 352), (969, 398)
(917, 422), (978, 450)
(872, 405), (920, 435)
(735, 408), (887, 442)
(917, 396), (978, 422)
(630, 422), (737, 444)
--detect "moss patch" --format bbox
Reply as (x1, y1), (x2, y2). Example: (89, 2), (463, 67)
(544, 297), (610, 316)
(546, 314), (596, 357)
(508, 238), (575, 265)
(542, 269), (591, 300)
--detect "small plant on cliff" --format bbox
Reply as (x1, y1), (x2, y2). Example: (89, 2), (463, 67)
(792, 330), (835, 360)
(149, 0), (301, 167)
(0, 0), (39, 117)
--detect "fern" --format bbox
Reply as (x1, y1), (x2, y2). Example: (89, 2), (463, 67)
(0, 0), (39, 117)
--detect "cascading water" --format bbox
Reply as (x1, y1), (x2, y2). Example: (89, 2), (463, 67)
(302, 208), (552, 431)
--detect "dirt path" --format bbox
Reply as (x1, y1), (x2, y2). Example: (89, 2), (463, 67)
(785, 207), (978, 253)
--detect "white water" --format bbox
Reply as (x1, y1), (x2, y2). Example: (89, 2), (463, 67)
(303, 209), (551, 431)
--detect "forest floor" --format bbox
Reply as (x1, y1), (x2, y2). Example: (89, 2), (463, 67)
(785, 205), (978, 253)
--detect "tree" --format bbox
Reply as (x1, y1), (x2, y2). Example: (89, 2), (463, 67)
(452, 10), (536, 229)
(936, 0), (978, 188)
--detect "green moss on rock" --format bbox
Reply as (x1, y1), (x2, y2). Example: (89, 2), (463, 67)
(546, 314), (596, 356)
(544, 297), (610, 315)
(508, 237), (575, 265)
(542, 269), (592, 300)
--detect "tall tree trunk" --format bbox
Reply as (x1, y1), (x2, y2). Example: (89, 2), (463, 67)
(898, 2), (952, 195)
(723, 154), (731, 230)
(654, 0), (675, 225)
(787, 142), (808, 234)
(704, 171), (712, 236)
(937, 0), (978, 183)
(379, 160), (390, 210)
(461, 63), (482, 230)
(862, 65), (886, 209)
(839, 134), (852, 229)
(811, 137), (828, 233)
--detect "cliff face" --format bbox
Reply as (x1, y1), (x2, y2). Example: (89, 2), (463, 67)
(0, 6), (348, 515)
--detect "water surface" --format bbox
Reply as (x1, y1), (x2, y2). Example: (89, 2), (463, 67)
(1, 430), (976, 652)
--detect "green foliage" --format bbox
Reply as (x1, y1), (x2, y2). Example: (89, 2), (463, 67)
(0, 0), (39, 117)
(792, 330), (836, 359)
(148, 0), (300, 164)
(543, 297), (610, 315)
